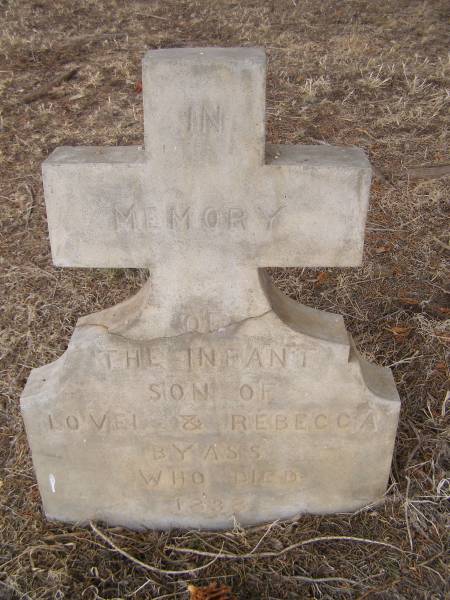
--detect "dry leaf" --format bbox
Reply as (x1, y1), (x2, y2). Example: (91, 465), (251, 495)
(187, 582), (236, 600)
(23, 67), (78, 103)
(373, 165), (389, 184)
(399, 296), (420, 305)
(315, 271), (328, 284)
(388, 325), (412, 337)
(135, 79), (143, 93)
(434, 331), (450, 342)
(375, 244), (391, 254)
(407, 163), (450, 180)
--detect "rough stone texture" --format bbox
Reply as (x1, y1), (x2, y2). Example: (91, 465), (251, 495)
(21, 48), (400, 529)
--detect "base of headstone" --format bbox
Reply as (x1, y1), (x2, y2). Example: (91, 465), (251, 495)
(21, 271), (400, 530)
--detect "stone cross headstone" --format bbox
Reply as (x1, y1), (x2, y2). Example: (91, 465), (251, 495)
(21, 48), (400, 529)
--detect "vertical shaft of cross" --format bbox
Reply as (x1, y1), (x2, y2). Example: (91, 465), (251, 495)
(80, 260), (272, 340)
(142, 48), (266, 172)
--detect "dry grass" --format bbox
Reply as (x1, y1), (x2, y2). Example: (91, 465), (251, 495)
(0, 0), (449, 598)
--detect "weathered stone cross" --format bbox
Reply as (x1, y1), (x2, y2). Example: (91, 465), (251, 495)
(23, 47), (401, 530)
(44, 47), (371, 338)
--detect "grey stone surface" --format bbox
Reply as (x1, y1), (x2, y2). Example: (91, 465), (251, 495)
(21, 47), (400, 529)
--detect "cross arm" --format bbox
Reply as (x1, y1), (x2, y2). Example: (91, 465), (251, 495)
(43, 146), (146, 267)
(43, 143), (371, 269)
(257, 143), (372, 266)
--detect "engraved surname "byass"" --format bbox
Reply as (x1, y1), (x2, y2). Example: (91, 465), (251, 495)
(146, 443), (262, 462)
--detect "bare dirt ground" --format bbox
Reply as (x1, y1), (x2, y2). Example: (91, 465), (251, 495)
(0, 1), (448, 598)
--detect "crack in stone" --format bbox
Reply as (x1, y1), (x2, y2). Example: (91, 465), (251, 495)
(76, 309), (274, 344)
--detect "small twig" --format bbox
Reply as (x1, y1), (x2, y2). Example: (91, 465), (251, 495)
(89, 522), (221, 576)
(69, 32), (129, 39)
(247, 519), (280, 555)
(432, 236), (449, 251)
(23, 67), (78, 103)
(417, 563), (447, 585)
(289, 575), (358, 585)
(56, 32), (128, 50)
(165, 535), (408, 560)
(146, 13), (169, 21)
(388, 351), (420, 368)
(21, 183), (35, 225)
(406, 164), (450, 180)
(126, 578), (155, 597)
(135, 12), (169, 21)
(404, 476), (414, 551)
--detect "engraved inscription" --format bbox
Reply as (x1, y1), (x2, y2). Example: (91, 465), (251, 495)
(112, 204), (285, 232)
(139, 469), (205, 489)
(148, 382), (210, 402)
(114, 205), (160, 231)
(232, 469), (301, 486)
(145, 443), (262, 462)
(96, 343), (308, 371)
(229, 411), (379, 433)
(175, 495), (251, 516)
(48, 412), (137, 432)
(185, 345), (306, 370)
(178, 311), (221, 333)
(96, 347), (162, 370)
(187, 103), (225, 134)
(46, 409), (379, 435)
(139, 468), (301, 490)
(180, 414), (203, 431)
(257, 205), (286, 230)
(168, 206), (190, 230)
